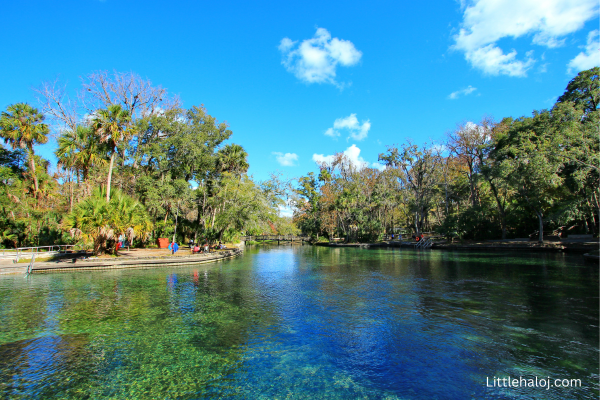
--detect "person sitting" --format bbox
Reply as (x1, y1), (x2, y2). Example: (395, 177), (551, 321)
(218, 241), (224, 249)
(204, 242), (209, 253)
(192, 245), (200, 254)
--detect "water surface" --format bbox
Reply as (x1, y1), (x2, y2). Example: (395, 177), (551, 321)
(0, 246), (598, 399)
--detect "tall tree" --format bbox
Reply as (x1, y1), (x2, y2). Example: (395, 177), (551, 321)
(91, 105), (134, 202)
(217, 144), (249, 176)
(447, 121), (489, 207)
(494, 112), (564, 242)
(476, 119), (512, 239)
(0, 103), (49, 202)
(56, 125), (107, 197)
(557, 67), (599, 114)
(379, 143), (442, 236)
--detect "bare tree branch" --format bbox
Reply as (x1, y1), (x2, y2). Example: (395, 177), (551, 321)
(79, 70), (181, 120)
(33, 79), (79, 137)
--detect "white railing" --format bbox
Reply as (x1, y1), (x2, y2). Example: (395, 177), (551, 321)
(0, 245), (77, 262)
(414, 237), (433, 249)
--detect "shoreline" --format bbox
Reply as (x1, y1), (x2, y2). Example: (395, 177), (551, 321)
(318, 240), (598, 254)
(0, 247), (243, 275)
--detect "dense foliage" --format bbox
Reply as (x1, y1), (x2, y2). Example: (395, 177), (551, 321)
(1, 68), (597, 249)
(0, 71), (292, 252)
(293, 68), (599, 242)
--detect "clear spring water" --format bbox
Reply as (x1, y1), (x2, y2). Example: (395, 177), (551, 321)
(0, 246), (598, 399)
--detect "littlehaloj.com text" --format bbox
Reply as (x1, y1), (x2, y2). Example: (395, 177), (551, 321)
(486, 376), (582, 391)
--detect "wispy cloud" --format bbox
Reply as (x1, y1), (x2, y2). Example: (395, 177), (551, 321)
(452, 0), (598, 77)
(324, 114), (371, 141)
(448, 85), (477, 99)
(312, 144), (382, 170)
(279, 28), (362, 87)
(568, 30), (600, 74)
(272, 152), (299, 167)
(430, 144), (449, 156)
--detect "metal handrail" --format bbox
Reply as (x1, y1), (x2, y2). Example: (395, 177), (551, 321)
(414, 237), (432, 249)
(25, 254), (35, 276)
(1, 245), (77, 259)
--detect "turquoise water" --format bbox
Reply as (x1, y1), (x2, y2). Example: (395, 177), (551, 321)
(0, 246), (598, 399)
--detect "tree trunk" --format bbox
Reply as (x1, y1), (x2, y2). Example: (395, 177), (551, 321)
(218, 226), (228, 242)
(592, 191), (600, 232)
(106, 152), (116, 202)
(587, 199), (597, 235)
(29, 151), (39, 204)
(586, 218), (595, 235)
(537, 211), (544, 243)
(487, 179), (508, 239)
(415, 211), (420, 236)
(469, 176), (477, 208)
(445, 182), (449, 216)
(69, 169), (74, 212)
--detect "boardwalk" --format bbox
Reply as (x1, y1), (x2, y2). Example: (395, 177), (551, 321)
(241, 235), (310, 243)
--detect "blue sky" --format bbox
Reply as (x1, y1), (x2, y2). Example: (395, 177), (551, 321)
(1, 0), (598, 184)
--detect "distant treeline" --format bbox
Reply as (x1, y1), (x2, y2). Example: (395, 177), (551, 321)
(0, 71), (295, 252)
(292, 68), (599, 242)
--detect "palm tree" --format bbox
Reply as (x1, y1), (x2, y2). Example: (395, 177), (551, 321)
(0, 103), (49, 201)
(63, 187), (151, 254)
(56, 125), (107, 196)
(217, 144), (249, 175)
(91, 104), (134, 202)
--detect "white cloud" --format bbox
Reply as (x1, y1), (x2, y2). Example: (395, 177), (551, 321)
(370, 162), (386, 171)
(430, 144), (449, 156)
(448, 85), (477, 99)
(142, 107), (165, 117)
(452, 0), (598, 77)
(312, 144), (382, 170)
(312, 153), (335, 165)
(324, 127), (339, 138)
(324, 113), (371, 141)
(278, 205), (294, 218)
(272, 152), (299, 167)
(568, 30), (600, 74)
(279, 28), (362, 86)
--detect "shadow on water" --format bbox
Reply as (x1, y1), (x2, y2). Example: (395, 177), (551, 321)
(0, 246), (597, 399)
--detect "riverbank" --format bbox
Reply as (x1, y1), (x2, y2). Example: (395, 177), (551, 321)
(319, 239), (599, 254)
(0, 247), (243, 275)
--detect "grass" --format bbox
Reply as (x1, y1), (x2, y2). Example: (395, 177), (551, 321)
(17, 256), (55, 263)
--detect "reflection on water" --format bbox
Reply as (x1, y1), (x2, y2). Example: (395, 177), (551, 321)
(0, 247), (597, 399)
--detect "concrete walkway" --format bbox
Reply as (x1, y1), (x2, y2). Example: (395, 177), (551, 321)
(0, 247), (243, 275)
